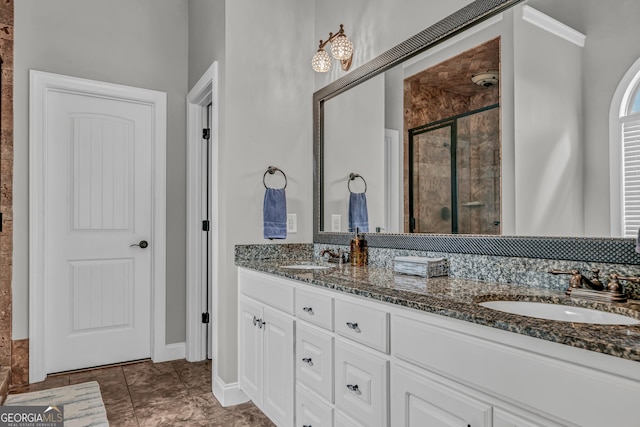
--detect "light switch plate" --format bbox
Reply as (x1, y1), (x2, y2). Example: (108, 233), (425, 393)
(331, 214), (341, 232)
(287, 214), (297, 233)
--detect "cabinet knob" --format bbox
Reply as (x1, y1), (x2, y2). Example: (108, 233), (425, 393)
(302, 357), (313, 366)
(346, 384), (360, 394)
(346, 322), (359, 331)
(259, 319), (266, 329)
(253, 316), (258, 326)
(303, 306), (314, 315)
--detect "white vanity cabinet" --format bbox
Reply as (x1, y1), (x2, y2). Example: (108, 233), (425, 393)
(238, 268), (640, 427)
(238, 269), (295, 427)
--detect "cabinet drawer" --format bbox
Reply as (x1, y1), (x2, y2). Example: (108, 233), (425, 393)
(334, 410), (366, 427)
(238, 268), (295, 314)
(335, 339), (388, 427)
(296, 384), (334, 427)
(296, 323), (334, 403)
(335, 299), (389, 353)
(391, 362), (491, 427)
(295, 287), (334, 331)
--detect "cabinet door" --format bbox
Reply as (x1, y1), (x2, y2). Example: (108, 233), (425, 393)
(238, 297), (263, 406)
(391, 363), (492, 427)
(263, 305), (295, 427)
(335, 339), (388, 427)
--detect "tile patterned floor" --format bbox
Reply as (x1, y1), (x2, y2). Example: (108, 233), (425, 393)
(9, 359), (276, 427)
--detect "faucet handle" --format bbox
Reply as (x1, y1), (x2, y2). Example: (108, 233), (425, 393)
(548, 269), (583, 292)
(548, 269), (580, 276)
(615, 274), (640, 283)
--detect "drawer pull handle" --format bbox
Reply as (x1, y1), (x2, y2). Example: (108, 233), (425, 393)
(252, 316), (258, 326)
(303, 425), (312, 427)
(302, 357), (313, 366)
(258, 319), (266, 329)
(346, 384), (360, 394)
(346, 322), (360, 331)
(303, 306), (314, 315)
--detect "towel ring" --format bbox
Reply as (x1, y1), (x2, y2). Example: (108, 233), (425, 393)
(263, 166), (287, 189)
(348, 173), (367, 193)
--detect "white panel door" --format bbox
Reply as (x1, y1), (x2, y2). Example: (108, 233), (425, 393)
(44, 89), (154, 373)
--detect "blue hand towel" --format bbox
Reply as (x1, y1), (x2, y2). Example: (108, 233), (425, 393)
(349, 192), (369, 232)
(264, 188), (287, 240)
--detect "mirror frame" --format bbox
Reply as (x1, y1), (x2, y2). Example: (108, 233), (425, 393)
(313, 0), (640, 265)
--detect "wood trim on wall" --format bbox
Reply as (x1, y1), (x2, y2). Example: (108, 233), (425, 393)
(0, 0), (15, 383)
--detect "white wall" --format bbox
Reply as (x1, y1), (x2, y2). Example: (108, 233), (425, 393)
(313, 0), (471, 91)
(513, 5), (584, 236)
(188, 0), (315, 384)
(14, 0), (189, 343)
(528, 0), (640, 236)
(323, 74), (385, 233)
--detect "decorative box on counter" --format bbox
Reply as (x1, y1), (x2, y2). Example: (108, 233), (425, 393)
(393, 256), (449, 278)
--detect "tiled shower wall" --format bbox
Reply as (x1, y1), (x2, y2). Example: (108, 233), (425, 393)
(0, 0), (18, 385)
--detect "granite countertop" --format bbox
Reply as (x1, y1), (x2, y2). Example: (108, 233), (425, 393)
(236, 258), (640, 362)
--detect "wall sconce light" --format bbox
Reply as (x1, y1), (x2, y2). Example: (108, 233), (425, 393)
(312, 24), (353, 73)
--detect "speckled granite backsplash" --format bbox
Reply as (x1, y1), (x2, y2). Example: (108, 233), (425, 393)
(235, 243), (640, 300)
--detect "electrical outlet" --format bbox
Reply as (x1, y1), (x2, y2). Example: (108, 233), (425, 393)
(287, 214), (297, 233)
(331, 214), (342, 232)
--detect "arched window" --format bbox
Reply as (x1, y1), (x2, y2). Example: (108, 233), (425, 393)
(612, 58), (640, 237)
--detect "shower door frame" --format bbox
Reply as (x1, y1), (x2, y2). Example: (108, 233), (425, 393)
(408, 103), (499, 234)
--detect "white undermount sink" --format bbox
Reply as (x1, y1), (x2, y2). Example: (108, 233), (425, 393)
(281, 264), (333, 270)
(479, 300), (640, 325)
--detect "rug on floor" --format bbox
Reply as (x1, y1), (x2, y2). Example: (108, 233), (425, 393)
(4, 381), (108, 427)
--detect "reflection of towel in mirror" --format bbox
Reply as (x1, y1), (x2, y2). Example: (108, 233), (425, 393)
(349, 192), (369, 232)
(264, 188), (287, 239)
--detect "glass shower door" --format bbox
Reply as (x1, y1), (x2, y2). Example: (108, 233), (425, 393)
(409, 106), (501, 234)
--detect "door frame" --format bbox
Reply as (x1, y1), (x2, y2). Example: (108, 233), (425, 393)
(29, 70), (167, 383)
(186, 62), (219, 362)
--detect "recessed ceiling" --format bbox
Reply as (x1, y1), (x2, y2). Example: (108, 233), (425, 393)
(406, 37), (500, 98)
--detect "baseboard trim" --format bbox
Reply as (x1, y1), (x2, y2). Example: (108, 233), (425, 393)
(212, 375), (249, 407)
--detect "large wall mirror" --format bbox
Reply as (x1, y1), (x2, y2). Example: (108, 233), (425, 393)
(313, 0), (640, 264)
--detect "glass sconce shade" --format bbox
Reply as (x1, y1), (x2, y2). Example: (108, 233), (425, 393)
(312, 49), (332, 73)
(330, 34), (353, 61)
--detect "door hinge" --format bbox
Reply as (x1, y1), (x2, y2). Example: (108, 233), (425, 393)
(203, 128), (211, 140)
(202, 220), (210, 231)
(202, 312), (210, 324)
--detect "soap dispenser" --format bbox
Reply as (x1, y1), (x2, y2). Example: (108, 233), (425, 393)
(350, 228), (368, 266)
